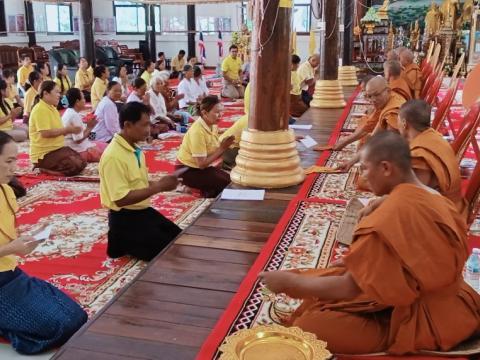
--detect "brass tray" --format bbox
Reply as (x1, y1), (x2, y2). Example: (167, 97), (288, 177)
(219, 325), (332, 360)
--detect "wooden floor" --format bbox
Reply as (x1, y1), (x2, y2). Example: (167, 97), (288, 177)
(53, 88), (356, 360)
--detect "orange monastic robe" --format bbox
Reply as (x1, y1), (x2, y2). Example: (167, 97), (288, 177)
(389, 77), (412, 101)
(402, 63), (423, 99)
(410, 128), (468, 218)
(359, 93), (406, 134)
(288, 184), (480, 355)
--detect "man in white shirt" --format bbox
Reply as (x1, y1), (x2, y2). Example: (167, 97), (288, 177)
(297, 53), (320, 106)
(177, 65), (198, 110)
(93, 81), (123, 142)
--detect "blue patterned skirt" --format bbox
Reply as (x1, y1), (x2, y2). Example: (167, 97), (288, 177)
(0, 268), (87, 354)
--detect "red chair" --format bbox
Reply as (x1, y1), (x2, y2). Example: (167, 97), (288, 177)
(464, 161), (480, 226)
(422, 62), (433, 81)
(431, 79), (460, 131)
(420, 71), (437, 99)
(424, 76), (443, 106)
(451, 102), (480, 162)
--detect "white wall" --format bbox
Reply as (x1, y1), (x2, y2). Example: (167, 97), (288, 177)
(0, 0), (312, 66)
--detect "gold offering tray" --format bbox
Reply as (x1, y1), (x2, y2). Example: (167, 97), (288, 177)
(219, 325), (332, 360)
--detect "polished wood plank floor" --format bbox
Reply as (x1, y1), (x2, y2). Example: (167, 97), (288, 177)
(53, 88), (356, 360)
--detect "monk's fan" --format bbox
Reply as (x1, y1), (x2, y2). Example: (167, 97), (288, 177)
(336, 198), (366, 245)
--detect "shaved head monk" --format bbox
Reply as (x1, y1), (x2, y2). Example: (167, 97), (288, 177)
(398, 99), (467, 217)
(384, 60), (412, 101)
(386, 49), (399, 61)
(330, 76), (405, 151)
(260, 131), (480, 355)
(400, 49), (422, 99)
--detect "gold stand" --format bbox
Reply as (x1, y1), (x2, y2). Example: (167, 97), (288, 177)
(310, 79), (346, 108)
(338, 66), (359, 87)
(230, 129), (305, 188)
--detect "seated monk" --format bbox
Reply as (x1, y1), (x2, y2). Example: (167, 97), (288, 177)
(384, 60), (412, 101)
(398, 99), (467, 217)
(260, 131), (480, 355)
(328, 76), (405, 152)
(400, 49), (422, 99)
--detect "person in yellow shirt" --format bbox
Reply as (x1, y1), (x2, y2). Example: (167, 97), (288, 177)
(171, 49), (186, 78)
(290, 54), (308, 117)
(140, 60), (155, 88)
(221, 45), (244, 99)
(3, 70), (23, 107)
(75, 57), (94, 102)
(0, 130), (87, 355)
(53, 63), (72, 97)
(0, 80), (27, 142)
(23, 71), (42, 124)
(99, 101), (181, 260)
(177, 95), (234, 197)
(220, 82), (250, 169)
(297, 53), (320, 106)
(35, 61), (52, 81)
(91, 65), (109, 111)
(16, 55), (34, 94)
(29, 80), (86, 176)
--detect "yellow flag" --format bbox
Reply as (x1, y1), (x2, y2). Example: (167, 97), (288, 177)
(291, 31), (297, 55)
(309, 30), (316, 56)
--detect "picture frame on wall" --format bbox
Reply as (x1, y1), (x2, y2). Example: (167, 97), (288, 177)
(94, 17), (105, 33)
(8, 15), (16, 32)
(16, 14), (25, 32)
(73, 17), (79, 33)
(106, 18), (115, 33)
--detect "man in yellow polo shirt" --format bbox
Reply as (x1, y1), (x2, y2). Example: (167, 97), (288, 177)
(16, 55), (34, 95)
(290, 54), (308, 117)
(99, 101), (181, 260)
(221, 45), (244, 99)
(171, 50), (186, 78)
(297, 53), (320, 106)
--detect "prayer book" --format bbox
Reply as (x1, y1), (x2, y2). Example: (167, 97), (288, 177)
(336, 198), (365, 245)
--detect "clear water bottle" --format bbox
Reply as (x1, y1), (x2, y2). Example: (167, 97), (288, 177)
(464, 248), (480, 292)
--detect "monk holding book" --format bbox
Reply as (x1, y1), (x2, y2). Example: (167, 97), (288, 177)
(260, 131), (480, 354)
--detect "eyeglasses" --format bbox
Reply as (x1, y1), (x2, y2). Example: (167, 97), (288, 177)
(365, 87), (387, 100)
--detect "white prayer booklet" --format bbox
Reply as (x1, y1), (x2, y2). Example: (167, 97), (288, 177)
(221, 189), (265, 201)
(33, 225), (53, 242)
(300, 135), (318, 149)
(290, 124), (313, 130)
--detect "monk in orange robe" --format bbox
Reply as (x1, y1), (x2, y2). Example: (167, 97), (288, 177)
(398, 99), (467, 218)
(260, 131), (480, 355)
(384, 60), (412, 101)
(324, 76), (405, 152)
(400, 49), (422, 99)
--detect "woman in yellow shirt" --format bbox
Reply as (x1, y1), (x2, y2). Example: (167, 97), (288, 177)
(29, 81), (86, 176)
(0, 80), (27, 142)
(23, 71), (42, 124)
(35, 61), (52, 81)
(91, 65), (109, 110)
(0, 131), (87, 354)
(176, 95), (234, 197)
(54, 63), (72, 97)
(3, 70), (23, 107)
(140, 60), (155, 89)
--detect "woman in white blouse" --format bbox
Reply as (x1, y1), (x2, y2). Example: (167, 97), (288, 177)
(191, 66), (209, 102)
(112, 65), (130, 101)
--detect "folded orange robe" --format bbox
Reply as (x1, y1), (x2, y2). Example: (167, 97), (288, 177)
(402, 63), (423, 99)
(410, 128), (468, 218)
(389, 77), (412, 101)
(288, 184), (480, 355)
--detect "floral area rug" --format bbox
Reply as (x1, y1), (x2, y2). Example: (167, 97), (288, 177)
(16, 181), (212, 317)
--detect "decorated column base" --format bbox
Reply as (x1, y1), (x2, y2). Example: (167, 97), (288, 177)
(310, 80), (346, 108)
(230, 129), (305, 188)
(338, 66), (359, 87)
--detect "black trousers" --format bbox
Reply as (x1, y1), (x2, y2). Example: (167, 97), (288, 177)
(301, 90), (312, 107)
(107, 207), (181, 261)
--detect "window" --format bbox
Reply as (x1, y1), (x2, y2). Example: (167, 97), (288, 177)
(0, 0), (5, 35)
(114, 1), (145, 33)
(197, 16), (232, 33)
(159, 5), (187, 32)
(45, 3), (72, 34)
(154, 5), (161, 32)
(293, 0), (311, 33)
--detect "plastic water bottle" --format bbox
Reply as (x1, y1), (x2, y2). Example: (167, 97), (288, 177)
(464, 248), (480, 292)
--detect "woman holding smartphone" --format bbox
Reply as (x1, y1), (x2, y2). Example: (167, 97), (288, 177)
(0, 131), (87, 354)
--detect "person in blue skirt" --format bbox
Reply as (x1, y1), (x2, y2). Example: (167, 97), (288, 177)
(0, 130), (87, 354)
